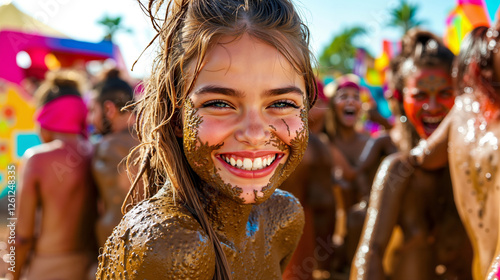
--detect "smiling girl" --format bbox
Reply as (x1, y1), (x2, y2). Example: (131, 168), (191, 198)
(95, 0), (317, 279)
(351, 29), (473, 280)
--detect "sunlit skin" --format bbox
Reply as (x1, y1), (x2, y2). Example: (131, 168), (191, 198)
(351, 66), (473, 280)
(10, 129), (98, 280)
(408, 50), (500, 279)
(96, 34), (308, 280)
(483, 42), (500, 280)
(403, 68), (455, 138)
(184, 34), (308, 204)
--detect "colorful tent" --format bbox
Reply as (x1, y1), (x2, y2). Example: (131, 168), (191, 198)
(0, 3), (127, 197)
(444, 0), (500, 54)
(355, 40), (400, 87)
(0, 2), (67, 37)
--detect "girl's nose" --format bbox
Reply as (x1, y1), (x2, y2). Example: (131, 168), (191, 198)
(234, 109), (271, 147)
(426, 96), (440, 113)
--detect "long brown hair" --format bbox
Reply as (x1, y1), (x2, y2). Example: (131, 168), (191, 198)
(123, 0), (317, 279)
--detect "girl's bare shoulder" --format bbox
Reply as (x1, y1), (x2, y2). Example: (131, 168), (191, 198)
(260, 189), (304, 235)
(97, 187), (215, 280)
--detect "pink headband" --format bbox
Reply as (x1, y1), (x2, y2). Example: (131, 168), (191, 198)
(316, 80), (328, 102)
(35, 95), (88, 137)
(337, 81), (360, 91)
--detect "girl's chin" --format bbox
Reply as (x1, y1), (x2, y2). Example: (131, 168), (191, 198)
(237, 188), (271, 204)
(227, 183), (271, 203)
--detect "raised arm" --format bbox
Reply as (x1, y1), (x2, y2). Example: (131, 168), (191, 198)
(330, 143), (356, 181)
(350, 153), (413, 280)
(356, 134), (398, 201)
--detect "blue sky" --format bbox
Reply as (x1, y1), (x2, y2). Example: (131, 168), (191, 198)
(9, 0), (456, 78)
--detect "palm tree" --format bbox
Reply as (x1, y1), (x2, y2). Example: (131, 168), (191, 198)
(388, 0), (425, 35)
(319, 26), (366, 74)
(97, 15), (132, 42)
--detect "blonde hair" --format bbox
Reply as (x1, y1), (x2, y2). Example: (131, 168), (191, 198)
(124, 1), (317, 279)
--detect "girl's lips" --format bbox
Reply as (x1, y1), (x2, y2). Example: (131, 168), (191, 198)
(216, 152), (285, 179)
(421, 114), (446, 136)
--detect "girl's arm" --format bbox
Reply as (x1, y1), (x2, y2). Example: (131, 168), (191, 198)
(350, 153), (412, 280)
(330, 144), (356, 181)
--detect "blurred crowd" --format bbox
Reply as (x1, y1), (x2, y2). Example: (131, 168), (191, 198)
(5, 21), (500, 280)
(3, 66), (140, 280)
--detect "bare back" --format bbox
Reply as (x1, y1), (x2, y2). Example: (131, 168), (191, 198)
(19, 139), (97, 255)
(447, 94), (500, 278)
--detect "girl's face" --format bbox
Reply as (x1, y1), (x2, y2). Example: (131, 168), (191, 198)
(183, 34), (308, 204)
(403, 67), (455, 139)
(333, 87), (362, 128)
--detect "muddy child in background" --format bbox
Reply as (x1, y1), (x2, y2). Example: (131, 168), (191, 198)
(11, 71), (98, 280)
(323, 74), (396, 278)
(96, 0), (318, 279)
(280, 80), (336, 280)
(351, 29), (473, 280)
(401, 23), (500, 280)
(87, 68), (139, 248)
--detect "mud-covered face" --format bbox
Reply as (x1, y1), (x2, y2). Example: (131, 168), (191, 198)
(333, 87), (361, 128)
(403, 67), (455, 138)
(183, 34), (308, 204)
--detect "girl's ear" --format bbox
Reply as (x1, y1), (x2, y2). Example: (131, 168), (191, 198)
(103, 100), (117, 119)
(173, 112), (183, 138)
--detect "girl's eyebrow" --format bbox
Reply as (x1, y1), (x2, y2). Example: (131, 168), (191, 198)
(192, 85), (304, 97)
(192, 85), (244, 97)
(264, 86), (304, 97)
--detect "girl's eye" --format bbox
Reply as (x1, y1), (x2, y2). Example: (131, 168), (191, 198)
(413, 92), (427, 101)
(202, 100), (233, 109)
(439, 90), (453, 98)
(269, 100), (300, 109)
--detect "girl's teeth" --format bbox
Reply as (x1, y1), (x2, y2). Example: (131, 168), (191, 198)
(223, 154), (277, 170)
(253, 158), (262, 170)
(243, 158), (253, 170)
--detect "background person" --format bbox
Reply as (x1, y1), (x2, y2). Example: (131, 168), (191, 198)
(11, 71), (98, 280)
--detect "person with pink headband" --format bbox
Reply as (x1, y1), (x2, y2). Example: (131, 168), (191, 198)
(11, 71), (98, 280)
(323, 73), (397, 278)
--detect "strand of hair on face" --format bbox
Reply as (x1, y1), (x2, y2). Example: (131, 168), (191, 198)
(175, 157), (232, 280)
(122, 145), (153, 214)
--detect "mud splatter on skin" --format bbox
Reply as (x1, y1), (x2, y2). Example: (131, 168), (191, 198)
(96, 98), (309, 280)
(255, 108), (309, 204)
(96, 180), (305, 280)
(183, 99), (246, 203)
(281, 119), (291, 137)
(184, 98), (309, 204)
